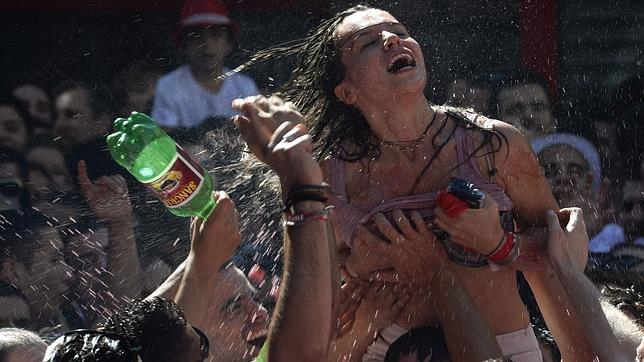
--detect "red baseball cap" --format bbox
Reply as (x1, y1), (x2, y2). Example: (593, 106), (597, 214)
(173, 0), (239, 43)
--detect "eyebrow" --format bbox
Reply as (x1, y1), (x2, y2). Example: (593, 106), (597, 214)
(336, 21), (404, 50)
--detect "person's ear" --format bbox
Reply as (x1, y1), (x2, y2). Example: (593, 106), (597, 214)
(334, 82), (358, 106)
(0, 259), (28, 288)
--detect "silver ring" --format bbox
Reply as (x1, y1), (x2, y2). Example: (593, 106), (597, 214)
(282, 134), (296, 142)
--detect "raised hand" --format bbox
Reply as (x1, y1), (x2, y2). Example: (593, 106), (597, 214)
(355, 210), (448, 287)
(189, 191), (241, 267)
(78, 160), (132, 223)
(546, 207), (589, 272)
(232, 95), (323, 191)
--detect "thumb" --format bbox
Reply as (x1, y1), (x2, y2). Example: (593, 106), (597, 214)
(546, 209), (561, 234)
(566, 208), (584, 234)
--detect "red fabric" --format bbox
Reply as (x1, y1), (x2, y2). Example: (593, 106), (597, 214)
(488, 232), (515, 263)
(248, 264), (266, 285)
(519, 0), (559, 99)
(436, 190), (469, 219)
(180, 0), (231, 25)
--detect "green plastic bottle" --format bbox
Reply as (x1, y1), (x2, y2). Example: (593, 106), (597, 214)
(107, 112), (215, 219)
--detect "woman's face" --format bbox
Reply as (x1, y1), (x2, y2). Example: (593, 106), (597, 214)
(334, 9), (426, 107)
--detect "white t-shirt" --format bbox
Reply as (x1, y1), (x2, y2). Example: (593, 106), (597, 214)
(152, 65), (259, 128)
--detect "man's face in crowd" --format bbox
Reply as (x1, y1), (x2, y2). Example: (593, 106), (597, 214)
(0, 161), (25, 212)
(205, 266), (269, 361)
(14, 229), (73, 314)
(54, 88), (97, 148)
(620, 181), (644, 240)
(183, 26), (232, 73)
(13, 84), (53, 126)
(26, 146), (73, 201)
(498, 83), (555, 139)
(538, 144), (591, 204)
(0, 105), (28, 152)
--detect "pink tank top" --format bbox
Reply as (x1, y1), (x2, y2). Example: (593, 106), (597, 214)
(328, 125), (514, 249)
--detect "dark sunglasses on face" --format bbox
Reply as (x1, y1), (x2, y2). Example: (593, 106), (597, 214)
(193, 325), (210, 360)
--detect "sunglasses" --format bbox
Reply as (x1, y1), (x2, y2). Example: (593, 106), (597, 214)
(193, 325), (210, 360)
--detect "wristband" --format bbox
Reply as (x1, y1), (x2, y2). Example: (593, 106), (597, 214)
(487, 232), (515, 263)
(483, 232), (507, 257)
(284, 207), (331, 227)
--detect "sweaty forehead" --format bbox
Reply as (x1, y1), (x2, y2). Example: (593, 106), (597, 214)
(335, 9), (399, 43)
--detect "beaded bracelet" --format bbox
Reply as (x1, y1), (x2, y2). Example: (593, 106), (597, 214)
(284, 184), (329, 213)
(284, 207), (331, 227)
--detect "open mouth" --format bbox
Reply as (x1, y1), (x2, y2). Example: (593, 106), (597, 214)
(386, 53), (417, 73)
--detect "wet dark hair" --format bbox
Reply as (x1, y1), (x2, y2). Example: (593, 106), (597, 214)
(45, 331), (139, 362)
(384, 326), (449, 362)
(601, 284), (644, 328)
(224, 5), (505, 164)
(101, 297), (191, 362)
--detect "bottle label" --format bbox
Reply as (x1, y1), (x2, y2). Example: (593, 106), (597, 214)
(144, 146), (205, 209)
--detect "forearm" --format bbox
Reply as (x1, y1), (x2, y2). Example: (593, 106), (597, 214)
(174, 254), (224, 330)
(431, 268), (503, 361)
(523, 267), (595, 361)
(105, 219), (142, 301)
(147, 261), (186, 300)
(552, 260), (632, 361)
(268, 202), (331, 362)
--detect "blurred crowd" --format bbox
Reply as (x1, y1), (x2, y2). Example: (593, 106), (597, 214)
(1, 0), (644, 361)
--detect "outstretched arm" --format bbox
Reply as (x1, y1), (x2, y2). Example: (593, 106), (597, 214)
(78, 160), (141, 303)
(233, 95), (334, 362)
(174, 192), (241, 331)
(547, 207), (637, 361)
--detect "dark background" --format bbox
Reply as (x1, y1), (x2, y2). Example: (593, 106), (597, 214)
(1, 0), (643, 116)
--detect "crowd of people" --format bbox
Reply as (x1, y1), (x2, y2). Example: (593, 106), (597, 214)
(1, 0), (644, 361)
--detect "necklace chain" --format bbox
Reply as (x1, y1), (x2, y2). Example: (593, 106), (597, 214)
(379, 109), (438, 152)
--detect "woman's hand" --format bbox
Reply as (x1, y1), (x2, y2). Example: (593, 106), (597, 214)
(355, 210), (448, 287)
(434, 192), (505, 255)
(232, 95), (323, 191)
